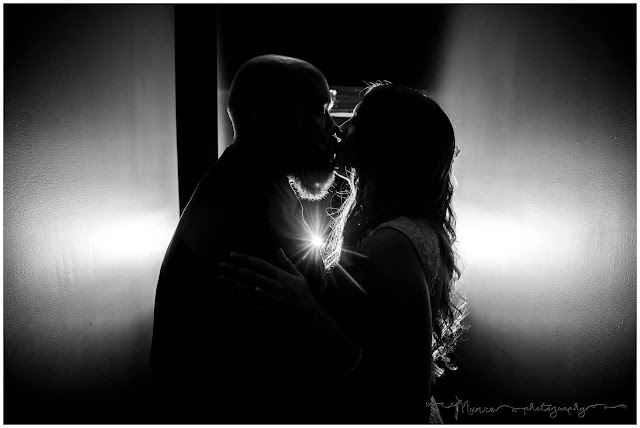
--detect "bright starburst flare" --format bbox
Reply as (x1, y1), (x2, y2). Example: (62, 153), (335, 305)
(290, 166), (368, 296)
(296, 200), (331, 265)
(310, 234), (324, 248)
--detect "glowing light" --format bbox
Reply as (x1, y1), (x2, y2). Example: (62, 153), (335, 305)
(456, 206), (551, 267)
(90, 212), (175, 262)
(329, 112), (353, 118)
(295, 200), (331, 264)
(310, 234), (324, 248)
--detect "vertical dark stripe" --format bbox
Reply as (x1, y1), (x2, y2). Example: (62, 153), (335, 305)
(175, 5), (219, 214)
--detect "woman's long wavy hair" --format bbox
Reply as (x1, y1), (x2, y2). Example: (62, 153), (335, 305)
(340, 82), (467, 375)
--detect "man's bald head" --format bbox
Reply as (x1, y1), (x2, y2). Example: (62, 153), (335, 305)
(226, 55), (340, 200)
(227, 55), (329, 138)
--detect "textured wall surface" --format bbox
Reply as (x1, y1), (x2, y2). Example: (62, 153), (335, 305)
(4, 5), (178, 422)
(431, 5), (636, 423)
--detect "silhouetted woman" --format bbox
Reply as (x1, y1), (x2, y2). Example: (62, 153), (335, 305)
(221, 82), (467, 423)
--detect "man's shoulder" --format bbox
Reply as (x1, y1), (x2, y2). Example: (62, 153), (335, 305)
(173, 145), (283, 259)
(185, 145), (265, 205)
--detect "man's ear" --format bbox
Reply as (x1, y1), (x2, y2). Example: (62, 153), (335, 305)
(252, 103), (288, 134)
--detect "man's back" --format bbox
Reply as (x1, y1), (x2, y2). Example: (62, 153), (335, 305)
(150, 143), (325, 422)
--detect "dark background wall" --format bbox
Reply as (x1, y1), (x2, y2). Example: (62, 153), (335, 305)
(174, 7), (217, 213)
(4, 5), (178, 423)
(215, 4), (449, 89)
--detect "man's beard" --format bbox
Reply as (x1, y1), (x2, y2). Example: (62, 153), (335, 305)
(287, 169), (336, 201)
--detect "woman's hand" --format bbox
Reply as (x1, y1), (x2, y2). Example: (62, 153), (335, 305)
(219, 248), (321, 323)
(221, 248), (364, 376)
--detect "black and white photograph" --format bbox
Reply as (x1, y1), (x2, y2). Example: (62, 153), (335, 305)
(3, 3), (636, 424)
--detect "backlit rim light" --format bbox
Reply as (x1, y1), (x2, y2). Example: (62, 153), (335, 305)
(321, 167), (358, 271)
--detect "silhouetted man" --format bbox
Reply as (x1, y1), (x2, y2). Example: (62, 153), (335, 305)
(150, 55), (341, 423)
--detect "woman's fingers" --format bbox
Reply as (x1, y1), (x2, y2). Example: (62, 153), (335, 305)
(224, 278), (304, 326)
(229, 252), (284, 279)
(222, 276), (281, 309)
(220, 262), (279, 293)
(276, 248), (304, 277)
